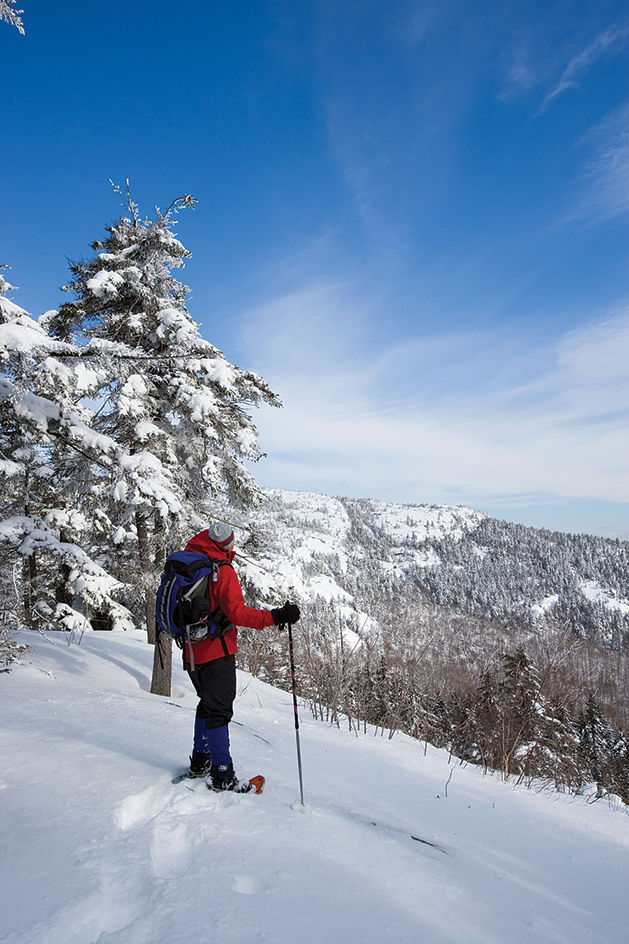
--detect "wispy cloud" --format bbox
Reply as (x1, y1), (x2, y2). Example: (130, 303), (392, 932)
(561, 103), (629, 226)
(238, 285), (629, 512)
(507, 306), (629, 423)
(501, 43), (541, 100)
(537, 22), (629, 114)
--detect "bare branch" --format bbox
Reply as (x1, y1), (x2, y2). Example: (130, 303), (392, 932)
(109, 179), (140, 225)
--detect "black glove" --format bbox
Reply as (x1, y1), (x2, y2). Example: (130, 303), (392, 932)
(271, 601), (300, 626)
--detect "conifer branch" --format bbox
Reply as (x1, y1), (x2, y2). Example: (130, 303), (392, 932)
(0, 1), (24, 34)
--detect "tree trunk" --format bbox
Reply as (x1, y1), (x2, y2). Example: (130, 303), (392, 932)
(136, 511), (157, 645)
(22, 553), (36, 627)
(22, 485), (37, 628)
(139, 511), (175, 696)
(56, 529), (73, 606)
(150, 629), (172, 697)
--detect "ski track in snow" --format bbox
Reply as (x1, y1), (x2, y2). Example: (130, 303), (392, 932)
(1, 631), (628, 944)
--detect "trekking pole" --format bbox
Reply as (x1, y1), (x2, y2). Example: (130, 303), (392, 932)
(286, 621), (305, 806)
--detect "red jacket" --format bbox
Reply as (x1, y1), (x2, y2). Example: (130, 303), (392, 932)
(184, 529), (275, 666)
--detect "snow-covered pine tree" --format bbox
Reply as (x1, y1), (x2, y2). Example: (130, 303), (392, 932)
(49, 183), (281, 694)
(498, 647), (542, 780)
(0, 269), (47, 625)
(608, 733), (629, 804)
(578, 694), (617, 797)
(469, 669), (501, 771)
(0, 268), (135, 636)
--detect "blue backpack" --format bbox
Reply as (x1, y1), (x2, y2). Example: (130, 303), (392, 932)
(155, 551), (234, 669)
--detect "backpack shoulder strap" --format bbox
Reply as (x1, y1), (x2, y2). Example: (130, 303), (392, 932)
(205, 557), (234, 583)
(202, 559), (235, 661)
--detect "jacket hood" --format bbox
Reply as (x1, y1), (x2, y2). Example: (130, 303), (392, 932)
(185, 529), (235, 564)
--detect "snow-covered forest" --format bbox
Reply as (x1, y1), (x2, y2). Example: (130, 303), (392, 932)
(228, 490), (629, 803)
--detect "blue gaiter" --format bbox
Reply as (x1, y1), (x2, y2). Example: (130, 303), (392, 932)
(194, 718), (232, 765)
(194, 715), (212, 754)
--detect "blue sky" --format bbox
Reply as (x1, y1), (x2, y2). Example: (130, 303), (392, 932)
(1, 1), (627, 538)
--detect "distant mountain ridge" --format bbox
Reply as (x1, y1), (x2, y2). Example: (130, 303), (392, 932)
(235, 489), (629, 648)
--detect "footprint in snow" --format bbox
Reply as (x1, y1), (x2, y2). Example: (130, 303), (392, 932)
(115, 779), (210, 831)
(115, 784), (171, 831)
(232, 874), (266, 895)
(151, 817), (197, 879)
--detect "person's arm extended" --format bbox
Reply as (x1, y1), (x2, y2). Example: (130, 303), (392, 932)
(216, 566), (276, 630)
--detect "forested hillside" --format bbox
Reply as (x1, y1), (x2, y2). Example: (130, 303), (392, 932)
(232, 489), (629, 802)
(236, 489), (629, 648)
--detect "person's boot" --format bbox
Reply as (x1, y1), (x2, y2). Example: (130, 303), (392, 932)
(210, 763), (252, 793)
(188, 750), (213, 778)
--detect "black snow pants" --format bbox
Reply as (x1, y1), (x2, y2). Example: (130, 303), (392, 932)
(187, 654), (236, 729)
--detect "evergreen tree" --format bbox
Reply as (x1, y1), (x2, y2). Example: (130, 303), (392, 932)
(470, 669), (501, 770)
(496, 647), (541, 779)
(578, 694), (617, 797)
(608, 733), (629, 804)
(0, 268), (46, 626)
(0, 270), (134, 633)
(49, 183), (280, 693)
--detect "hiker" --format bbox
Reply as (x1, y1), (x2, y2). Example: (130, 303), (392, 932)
(182, 520), (300, 790)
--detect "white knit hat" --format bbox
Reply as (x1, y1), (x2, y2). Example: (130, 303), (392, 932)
(207, 520), (235, 551)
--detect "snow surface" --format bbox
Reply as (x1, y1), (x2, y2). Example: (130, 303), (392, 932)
(531, 595), (560, 618)
(580, 580), (629, 615)
(360, 499), (485, 544)
(1, 630), (627, 944)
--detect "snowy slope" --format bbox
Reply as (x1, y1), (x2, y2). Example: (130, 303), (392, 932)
(1, 631), (628, 944)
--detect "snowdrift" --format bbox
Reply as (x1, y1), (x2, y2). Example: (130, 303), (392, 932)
(1, 630), (627, 944)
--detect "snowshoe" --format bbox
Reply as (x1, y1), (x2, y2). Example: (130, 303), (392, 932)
(209, 764), (264, 794)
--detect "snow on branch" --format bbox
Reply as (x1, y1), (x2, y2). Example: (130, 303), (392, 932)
(109, 179), (197, 228)
(0, 1), (24, 34)
(0, 376), (183, 514)
(0, 515), (135, 631)
(109, 179), (139, 225)
(0, 297), (75, 361)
